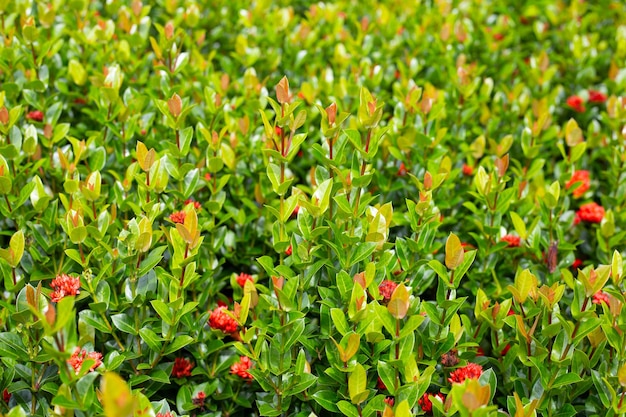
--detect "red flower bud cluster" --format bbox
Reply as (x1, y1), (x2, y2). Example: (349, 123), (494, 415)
(501, 234), (521, 247)
(169, 211), (186, 224)
(592, 291), (610, 305)
(448, 362), (483, 384)
(171, 357), (193, 378)
(26, 110), (44, 122)
(184, 199), (201, 210)
(67, 347), (103, 375)
(230, 356), (253, 379)
(566, 95), (585, 113)
(565, 170), (590, 198)
(208, 306), (239, 334)
(418, 392), (445, 414)
(236, 272), (254, 287)
(378, 280), (398, 301)
(574, 202), (605, 225)
(50, 274), (81, 302)
(588, 90), (607, 103)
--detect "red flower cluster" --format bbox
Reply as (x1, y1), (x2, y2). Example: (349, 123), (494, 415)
(236, 272), (254, 287)
(184, 199), (201, 210)
(67, 347), (103, 375)
(192, 391), (205, 407)
(572, 258), (583, 269)
(566, 95), (585, 113)
(462, 164), (474, 176)
(418, 392), (445, 414)
(230, 356), (253, 379)
(384, 396), (394, 407)
(379, 280), (398, 301)
(50, 274), (81, 302)
(156, 413), (174, 417)
(171, 357), (193, 378)
(588, 89), (607, 103)
(397, 162), (407, 176)
(592, 291), (610, 305)
(285, 245), (292, 256)
(26, 110), (44, 122)
(377, 376), (387, 390)
(565, 170), (590, 198)
(3, 388), (10, 403)
(574, 202), (605, 224)
(208, 306), (239, 334)
(170, 211), (186, 224)
(448, 363), (483, 383)
(501, 234), (521, 247)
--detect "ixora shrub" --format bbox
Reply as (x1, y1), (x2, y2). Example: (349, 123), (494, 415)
(1, 0), (626, 416)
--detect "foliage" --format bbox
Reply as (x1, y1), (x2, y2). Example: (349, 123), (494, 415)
(0, 0), (626, 416)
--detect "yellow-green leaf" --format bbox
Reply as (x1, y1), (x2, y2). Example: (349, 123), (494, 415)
(445, 233), (464, 270)
(101, 372), (134, 417)
(348, 363), (367, 404)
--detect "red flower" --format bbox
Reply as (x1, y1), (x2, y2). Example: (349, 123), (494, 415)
(592, 291), (610, 305)
(379, 280), (398, 301)
(566, 170), (590, 198)
(462, 164), (474, 176)
(572, 258), (583, 269)
(208, 306), (239, 334)
(275, 126), (283, 137)
(418, 392), (445, 414)
(236, 272), (254, 288)
(397, 162), (407, 176)
(192, 391), (205, 407)
(171, 357), (193, 378)
(588, 90), (607, 103)
(50, 274), (81, 302)
(26, 110), (44, 122)
(493, 33), (504, 41)
(291, 205), (300, 218)
(566, 95), (585, 113)
(384, 396), (395, 407)
(230, 356), (253, 379)
(156, 413), (174, 417)
(204, 172), (212, 181)
(184, 199), (201, 210)
(448, 363), (483, 383)
(285, 245), (292, 256)
(67, 347), (103, 375)
(377, 376), (387, 390)
(574, 202), (605, 225)
(501, 234), (521, 247)
(3, 388), (10, 403)
(170, 211), (186, 224)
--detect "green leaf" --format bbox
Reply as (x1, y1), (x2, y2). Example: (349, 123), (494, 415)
(349, 363), (367, 404)
(312, 390), (339, 412)
(139, 328), (163, 352)
(0, 333), (29, 361)
(337, 401), (360, 417)
(111, 314), (138, 335)
(552, 373), (583, 389)
(164, 335), (194, 355)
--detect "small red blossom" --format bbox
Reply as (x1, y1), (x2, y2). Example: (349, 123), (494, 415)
(67, 347), (103, 375)
(593, 291), (610, 305)
(26, 110), (44, 122)
(507, 308), (515, 316)
(377, 376), (387, 390)
(448, 363), (483, 384)
(170, 211), (186, 224)
(230, 356), (253, 379)
(462, 164), (474, 176)
(50, 274), (81, 302)
(572, 258), (583, 269)
(3, 388), (10, 403)
(397, 162), (407, 176)
(501, 234), (521, 247)
(419, 392), (445, 414)
(192, 391), (205, 407)
(156, 412), (174, 417)
(184, 199), (201, 210)
(574, 202), (605, 225)
(171, 357), (193, 378)
(285, 245), (292, 256)
(566, 170), (590, 198)
(379, 280), (398, 301)
(204, 172), (212, 181)
(566, 95), (586, 113)
(588, 90), (607, 103)
(384, 396), (395, 407)
(236, 272), (254, 288)
(275, 126), (283, 137)
(208, 306), (239, 334)
(493, 33), (504, 41)
(291, 205), (300, 218)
